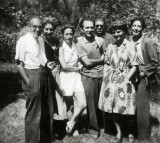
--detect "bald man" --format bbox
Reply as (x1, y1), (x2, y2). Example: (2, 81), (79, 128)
(15, 17), (54, 143)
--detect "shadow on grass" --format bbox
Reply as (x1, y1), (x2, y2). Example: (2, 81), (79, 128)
(0, 72), (23, 110)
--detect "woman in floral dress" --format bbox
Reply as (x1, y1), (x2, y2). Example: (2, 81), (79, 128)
(98, 23), (138, 142)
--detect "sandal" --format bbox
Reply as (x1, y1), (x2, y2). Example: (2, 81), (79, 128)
(128, 134), (135, 143)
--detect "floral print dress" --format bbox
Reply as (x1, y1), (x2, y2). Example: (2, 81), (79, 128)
(98, 39), (137, 115)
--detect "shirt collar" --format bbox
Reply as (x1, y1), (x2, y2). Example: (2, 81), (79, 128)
(82, 36), (95, 44)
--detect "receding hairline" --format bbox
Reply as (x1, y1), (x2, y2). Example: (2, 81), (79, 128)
(95, 19), (104, 23)
(29, 17), (43, 26)
(82, 20), (94, 27)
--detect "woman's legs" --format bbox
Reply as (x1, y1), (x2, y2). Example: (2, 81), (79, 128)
(113, 114), (122, 142)
(70, 91), (86, 123)
(66, 91), (86, 134)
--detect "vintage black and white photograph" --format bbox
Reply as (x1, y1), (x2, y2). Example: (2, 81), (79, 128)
(0, 0), (160, 143)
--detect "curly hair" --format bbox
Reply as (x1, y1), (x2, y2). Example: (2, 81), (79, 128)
(43, 16), (58, 29)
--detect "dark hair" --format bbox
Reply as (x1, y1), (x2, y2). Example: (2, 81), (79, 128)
(79, 18), (94, 29)
(61, 24), (75, 34)
(110, 24), (128, 35)
(130, 17), (146, 30)
(43, 16), (58, 29)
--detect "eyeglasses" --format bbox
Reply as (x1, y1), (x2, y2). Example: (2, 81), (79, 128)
(32, 25), (42, 29)
(95, 25), (104, 28)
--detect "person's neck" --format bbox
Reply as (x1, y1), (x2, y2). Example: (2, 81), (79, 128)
(115, 38), (124, 47)
(65, 41), (72, 48)
(30, 32), (38, 41)
(96, 32), (105, 37)
(85, 35), (95, 42)
(132, 34), (142, 42)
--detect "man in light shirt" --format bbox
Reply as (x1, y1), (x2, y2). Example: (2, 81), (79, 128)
(15, 17), (54, 143)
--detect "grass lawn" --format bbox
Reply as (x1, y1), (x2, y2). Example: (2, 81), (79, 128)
(0, 95), (160, 143)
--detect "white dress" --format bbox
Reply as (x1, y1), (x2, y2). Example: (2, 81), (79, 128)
(60, 41), (84, 96)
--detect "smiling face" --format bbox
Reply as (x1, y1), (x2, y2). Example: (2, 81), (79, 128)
(113, 29), (125, 41)
(44, 23), (54, 39)
(63, 28), (73, 45)
(82, 20), (94, 38)
(131, 20), (143, 37)
(95, 20), (104, 36)
(30, 18), (43, 39)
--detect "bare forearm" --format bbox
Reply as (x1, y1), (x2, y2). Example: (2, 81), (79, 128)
(127, 66), (137, 80)
(61, 64), (80, 72)
(84, 58), (104, 67)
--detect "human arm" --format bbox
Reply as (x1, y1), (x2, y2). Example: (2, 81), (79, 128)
(59, 47), (82, 72)
(80, 54), (104, 68)
(16, 61), (29, 86)
(76, 42), (104, 68)
(140, 38), (158, 78)
(126, 42), (138, 81)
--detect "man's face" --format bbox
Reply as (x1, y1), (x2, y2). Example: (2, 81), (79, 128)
(95, 20), (104, 36)
(30, 18), (43, 39)
(82, 21), (94, 38)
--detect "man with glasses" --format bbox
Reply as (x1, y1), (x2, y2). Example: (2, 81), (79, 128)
(15, 17), (54, 143)
(76, 18), (104, 139)
(95, 19), (116, 51)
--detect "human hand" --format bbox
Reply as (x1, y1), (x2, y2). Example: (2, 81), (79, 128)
(78, 63), (83, 70)
(101, 54), (105, 60)
(124, 76), (130, 84)
(140, 72), (145, 78)
(47, 61), (56, 69)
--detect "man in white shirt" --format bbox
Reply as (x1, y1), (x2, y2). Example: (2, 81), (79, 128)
(15, 17), (54, 143)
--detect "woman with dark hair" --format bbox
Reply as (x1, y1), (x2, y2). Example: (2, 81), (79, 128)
(130, 17), (158, 142)
(43, 16), (67, 140)
(98, 22), (138, 142)
(59, 24), (86, 135)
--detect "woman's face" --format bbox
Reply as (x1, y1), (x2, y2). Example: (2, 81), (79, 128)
(131, 20), (143, 37)
(113, 29), (125, 41)
(63, 28), (73, 44)
(44, 23), (54, 39)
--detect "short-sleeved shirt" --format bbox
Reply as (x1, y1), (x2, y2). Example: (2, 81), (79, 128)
(15, 32), (47, 69)
(102, 32), (116, 52)
(76, 37), (103, 78)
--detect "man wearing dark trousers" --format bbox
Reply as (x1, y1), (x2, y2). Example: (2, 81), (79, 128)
(76, 18), (104, 139)
(15, 17), (54, 143)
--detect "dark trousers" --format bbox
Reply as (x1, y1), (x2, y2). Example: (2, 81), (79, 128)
(23, 68), (54, 143)
(136, 78), (150, 140)
(81, 75), (102, 135)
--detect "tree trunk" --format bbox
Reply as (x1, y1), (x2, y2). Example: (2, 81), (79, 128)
(156, 0), (160, 20)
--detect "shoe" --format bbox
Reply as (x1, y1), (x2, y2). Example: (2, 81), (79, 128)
(66, 121), (75, 135)
(73, 130), (79, 137)
(128, 134), (135, 143)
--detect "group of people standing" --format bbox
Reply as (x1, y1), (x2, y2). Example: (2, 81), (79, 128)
(15, 15), (158, 143)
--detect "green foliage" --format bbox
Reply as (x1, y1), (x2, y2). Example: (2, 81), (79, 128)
(81, 0), (159, 33)
(0, 0), (160, 63)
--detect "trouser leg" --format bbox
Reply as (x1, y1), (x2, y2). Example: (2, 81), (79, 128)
(81, 75), (100, 135)
(136, 79), (150, 140)
(24, 69), (51, 143)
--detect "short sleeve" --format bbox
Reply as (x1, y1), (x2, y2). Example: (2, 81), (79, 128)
(76, 42), (87, 58)
(104, 44), (113, 64)
(15, 37), (26, 62)
(127, 42), (138, 66)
